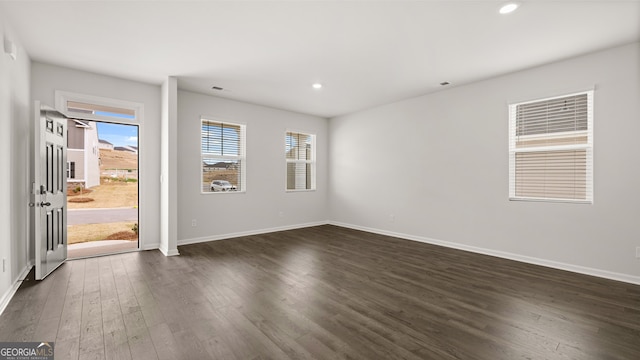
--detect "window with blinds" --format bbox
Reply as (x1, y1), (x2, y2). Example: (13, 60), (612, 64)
(508, 91), (593, 203)
(286, 131), (315, 191)
(201, 118), (246, 193)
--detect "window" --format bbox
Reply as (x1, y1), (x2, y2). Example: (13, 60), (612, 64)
(509, 90), (593, 203)
(66, 101), (135, 120)
(67, 161), (75, 179)
(201, 118), (246, 193)
(55, 91), (142, 124)
(286, 131), (315, 190)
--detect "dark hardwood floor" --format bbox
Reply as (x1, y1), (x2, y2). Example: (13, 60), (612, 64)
(1, 225), (639, 359)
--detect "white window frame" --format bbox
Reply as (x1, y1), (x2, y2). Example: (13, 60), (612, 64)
(508, 90), (594, 203)
(55, 90), (143, 125)
(285, 130), (316, 192)
(201, 117), (246, 194)
(67, 161), (75, 180)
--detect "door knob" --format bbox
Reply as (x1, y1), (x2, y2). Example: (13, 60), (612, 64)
(40, 202), (51, 207)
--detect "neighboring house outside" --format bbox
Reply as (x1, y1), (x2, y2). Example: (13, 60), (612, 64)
(67, 119), (101, 189)
(98, 139), (114, 150)
(114, 145), (138, 154)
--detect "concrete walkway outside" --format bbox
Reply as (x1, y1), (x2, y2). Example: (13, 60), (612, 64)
(68, 207), (138, 225)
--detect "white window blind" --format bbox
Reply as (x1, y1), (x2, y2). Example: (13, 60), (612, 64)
(508, 91), (593, 202)
(286, 132), (315, 190)
(201, 119), (246, 193)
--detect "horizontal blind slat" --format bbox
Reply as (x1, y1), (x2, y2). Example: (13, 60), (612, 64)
(514, 149), (588, 200)
(516, 93), (589, 137)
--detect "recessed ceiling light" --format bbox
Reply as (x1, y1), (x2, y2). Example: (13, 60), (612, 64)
(499, 3), (519, 14)
(312, 83), (323, 89)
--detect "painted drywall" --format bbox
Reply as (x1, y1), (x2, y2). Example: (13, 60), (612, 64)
(84, 121), (101, 188)
(0, 16), (31, 310)
(329, 42), (640, 281)
(177, 90), (328, 243)
(160, 77), (178, 255)
(31, 62), (162, 250)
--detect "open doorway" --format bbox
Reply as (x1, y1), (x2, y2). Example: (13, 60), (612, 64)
(66, 120), (139, 258)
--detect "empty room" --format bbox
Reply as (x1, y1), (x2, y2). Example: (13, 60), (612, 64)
(0, 1), (639, 359)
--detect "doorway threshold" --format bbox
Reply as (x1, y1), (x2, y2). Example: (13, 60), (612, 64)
(68, 240), (138, 259)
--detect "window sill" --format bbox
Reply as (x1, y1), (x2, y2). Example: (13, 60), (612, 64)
(202, 191), (246, 195)
(509, 197), (592, 204)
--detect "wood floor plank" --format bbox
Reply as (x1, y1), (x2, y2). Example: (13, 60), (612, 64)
(54, 336), (80, 360)
(103, 341), (132, 360)
(1, 225), (639, 359)
(39, 261), (72, 322)
(55, 261), (85, 342)
(103, 315), (130, 360)
(147, 323), (181, 360)
(169, 329), (215, 360)
(32, 316), (60, 343)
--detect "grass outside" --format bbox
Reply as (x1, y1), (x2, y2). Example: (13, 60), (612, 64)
(68, 221), (138, 244)
(68, 178), (138, 209)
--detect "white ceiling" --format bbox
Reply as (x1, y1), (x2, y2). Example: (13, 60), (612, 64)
(1, 0), (639, 118)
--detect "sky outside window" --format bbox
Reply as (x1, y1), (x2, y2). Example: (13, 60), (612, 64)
(97, 122), (138, 147)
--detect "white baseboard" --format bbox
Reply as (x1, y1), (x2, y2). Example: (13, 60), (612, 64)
(329, 221), (640, 286)
(0, 264), (33, 316)
(141, 242), (160, 251)
(178, 221), (329, 246)
(159, 247), (180, 257)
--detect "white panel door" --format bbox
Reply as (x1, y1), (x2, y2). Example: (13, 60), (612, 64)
(34, 102), (68, 280)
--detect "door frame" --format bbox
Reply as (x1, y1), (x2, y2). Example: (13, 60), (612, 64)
(54, 91), (146, 251)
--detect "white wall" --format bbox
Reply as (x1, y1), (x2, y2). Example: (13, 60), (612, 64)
(160, 77), (178, 255)
(85, 122), (101, 188)
(177, 90), (328, 243)
(0, 16), (31, 310)
(31, 62), (162, 250)
(329, 42), (640, 282)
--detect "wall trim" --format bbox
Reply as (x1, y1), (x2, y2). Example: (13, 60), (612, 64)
(141, 242), (160, 251)
(159, 247), (180, 257)
(178, 221), (329, 246)
(329, 221), (640, 286)
(0, 264), (32, 316)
